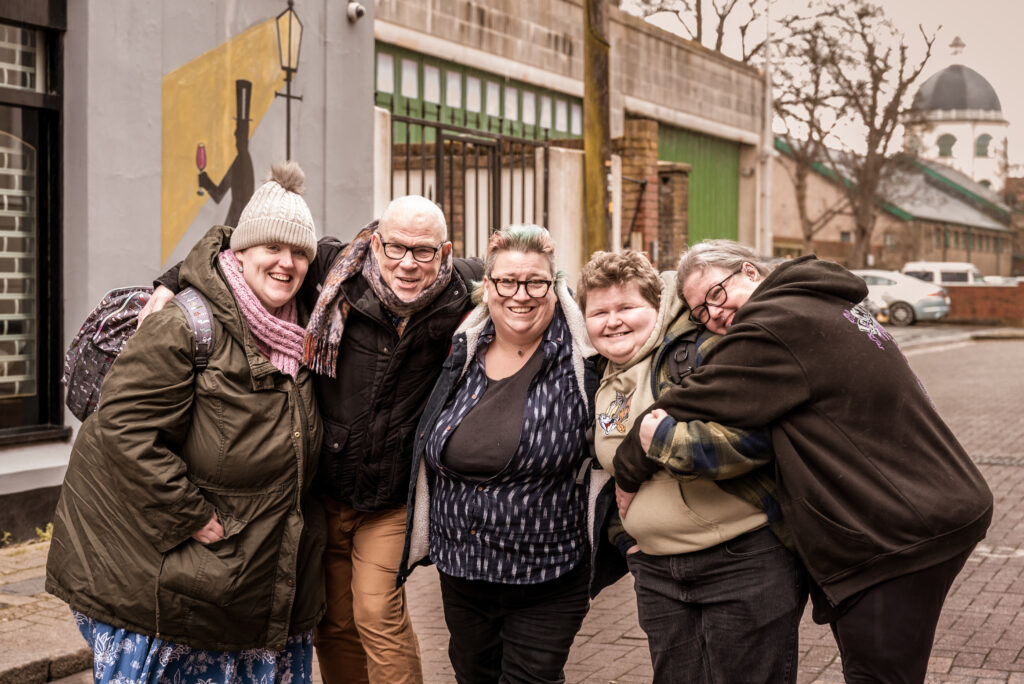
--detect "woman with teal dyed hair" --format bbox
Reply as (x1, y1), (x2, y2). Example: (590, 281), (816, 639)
(398, 224), (604, 683)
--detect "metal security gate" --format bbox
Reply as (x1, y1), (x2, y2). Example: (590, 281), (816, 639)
(658, 125), (740, 244)
(387, 106), (549, 259)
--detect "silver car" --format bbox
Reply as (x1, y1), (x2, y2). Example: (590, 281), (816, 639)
(851, 269), (951, 326)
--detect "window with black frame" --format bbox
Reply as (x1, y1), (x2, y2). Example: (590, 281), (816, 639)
(0, 14), (64, 443)
(0, 105), (41, 425)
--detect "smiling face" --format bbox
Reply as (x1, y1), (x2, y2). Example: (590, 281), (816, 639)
(483, 250), (557, 347)
(585, 283), (659, 364)
(372, 207), (450, 302)
(236, 243), (309, 312)
(681, 263), (761, 335)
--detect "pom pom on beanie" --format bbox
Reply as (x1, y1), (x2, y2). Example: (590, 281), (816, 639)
(230, 161), (317, 261)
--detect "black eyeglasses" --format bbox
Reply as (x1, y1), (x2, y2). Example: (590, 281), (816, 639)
(688, 268), (743, 325)
(488, 277), (553, 298)
(379, 239), (443, 263)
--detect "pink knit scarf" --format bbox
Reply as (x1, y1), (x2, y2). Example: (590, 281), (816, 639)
(218, 249), (305, 379)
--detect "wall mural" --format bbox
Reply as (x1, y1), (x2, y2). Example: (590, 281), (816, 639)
(160, 18), (283, 263)
(198, 79), (255, 227)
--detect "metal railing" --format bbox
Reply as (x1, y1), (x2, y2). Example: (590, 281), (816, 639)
(379, 96), (550, 259)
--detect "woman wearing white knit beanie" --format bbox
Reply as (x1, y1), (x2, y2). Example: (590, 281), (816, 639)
(47, 160), (326, 683)
(230, 161), (318, 263)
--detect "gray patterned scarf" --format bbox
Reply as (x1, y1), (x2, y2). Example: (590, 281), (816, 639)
(302, 221), (453, 377)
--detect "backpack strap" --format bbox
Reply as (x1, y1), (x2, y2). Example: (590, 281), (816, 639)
(664, 327), (701, 385)
(172, 286), (215, 370)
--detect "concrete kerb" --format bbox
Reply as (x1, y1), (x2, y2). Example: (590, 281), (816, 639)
(0, 542), (92, 684)
(0, 651), (92, 684)
(968, 328), (1024, 342)
(893, 326), (1024, 352)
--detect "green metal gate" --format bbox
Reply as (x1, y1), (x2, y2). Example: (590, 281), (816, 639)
(658, 125), (739, 243)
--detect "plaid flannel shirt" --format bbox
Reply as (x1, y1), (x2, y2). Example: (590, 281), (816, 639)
(643, 325), (795, 550)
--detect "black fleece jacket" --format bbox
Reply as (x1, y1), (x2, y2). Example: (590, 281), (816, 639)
(614, 255), (992, 606)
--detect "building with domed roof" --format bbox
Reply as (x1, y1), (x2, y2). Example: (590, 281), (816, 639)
(903, 50), (1009, 191)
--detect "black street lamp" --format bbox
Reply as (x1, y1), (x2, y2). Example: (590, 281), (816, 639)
(275, 0), (303, 159)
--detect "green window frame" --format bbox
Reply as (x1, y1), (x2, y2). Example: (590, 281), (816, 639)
(374, 43), (582, 141)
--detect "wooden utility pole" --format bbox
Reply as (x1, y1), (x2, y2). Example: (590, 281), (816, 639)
(584, 0), (611, 261)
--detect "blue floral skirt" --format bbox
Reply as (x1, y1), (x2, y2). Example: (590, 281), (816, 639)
(73, 610), (315, 684)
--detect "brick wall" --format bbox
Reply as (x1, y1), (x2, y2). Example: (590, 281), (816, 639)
(1012, 211), (1024, 276)
(376, 0), (763, 141)
(945, 284), (1024, 326)
(1004, 176), (1024, 207)
(0, 136), (35, 400)
(613, 118), (659, 256)
(658, 163), (689, 271)
(376, 0), (583, 80)
(610, 11), (762, 136)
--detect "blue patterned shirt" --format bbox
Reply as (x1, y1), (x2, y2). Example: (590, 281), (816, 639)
(424, 307), (589, 584)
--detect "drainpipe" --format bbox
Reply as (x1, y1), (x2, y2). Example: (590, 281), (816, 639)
(584, 0), (611, 263)
(759, 0), (774, 257)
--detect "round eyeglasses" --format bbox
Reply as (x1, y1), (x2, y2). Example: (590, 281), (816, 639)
(688, 268), (743, 325)
(379, 240), (443, 263)
(489, 277), (554, 298)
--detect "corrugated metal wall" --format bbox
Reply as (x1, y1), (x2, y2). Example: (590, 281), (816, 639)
(658, 125), (739, 243)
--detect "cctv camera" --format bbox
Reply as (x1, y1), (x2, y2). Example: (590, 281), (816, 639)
(347, 2), (365, 22)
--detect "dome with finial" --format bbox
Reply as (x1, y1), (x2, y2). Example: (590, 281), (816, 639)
(911, 64), (1002, 114)
(910, 38), (1003, 118)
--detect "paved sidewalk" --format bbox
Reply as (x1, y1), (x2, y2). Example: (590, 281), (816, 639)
(7, 336), (1024, 683)
(0, 543), (90, 684)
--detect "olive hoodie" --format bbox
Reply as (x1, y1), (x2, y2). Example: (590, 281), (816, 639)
(46, 225), (325, 651)
(614, 256), (992, 606)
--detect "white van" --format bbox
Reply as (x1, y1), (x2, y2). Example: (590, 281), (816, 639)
(901, 261), (985, 285)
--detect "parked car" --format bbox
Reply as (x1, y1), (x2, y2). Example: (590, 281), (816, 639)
(851, 269), (951, 326)
(902, 261), (985, 286)
(982, 275), (1019, 285)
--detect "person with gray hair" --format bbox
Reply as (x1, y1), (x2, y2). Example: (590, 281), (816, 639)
(675, 239), (773, 335)
(145, 193), (484, 684)
(614, 239), (993, 683)
(399, 224), (601, 683)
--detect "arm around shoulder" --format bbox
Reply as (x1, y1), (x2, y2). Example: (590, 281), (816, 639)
(645, 418), (772, 480)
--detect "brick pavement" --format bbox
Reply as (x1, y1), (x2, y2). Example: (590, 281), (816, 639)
(10, 338), (1024, 683)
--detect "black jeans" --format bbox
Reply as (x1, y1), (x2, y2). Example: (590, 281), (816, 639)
(626, 526), (808, 684)
(438, 562), (591, 684)
(821, 548), (973, 683)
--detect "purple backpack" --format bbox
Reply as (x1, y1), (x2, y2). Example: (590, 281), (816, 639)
(62, 286), (214, 421)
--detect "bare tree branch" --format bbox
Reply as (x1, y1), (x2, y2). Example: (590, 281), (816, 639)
(775, 0), (936, 266)
(621, 0), (936, 265)
(618, 0), (763, 63)
(711, 0), (741, 52)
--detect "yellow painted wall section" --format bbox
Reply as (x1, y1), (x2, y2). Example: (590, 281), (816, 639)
(161, 18), (284, 263)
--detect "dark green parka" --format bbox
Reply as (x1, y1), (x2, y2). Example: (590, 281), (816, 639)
(46, 225), (325, 652)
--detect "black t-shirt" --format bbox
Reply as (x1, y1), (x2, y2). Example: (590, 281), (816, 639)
(442, 345), (544, 481)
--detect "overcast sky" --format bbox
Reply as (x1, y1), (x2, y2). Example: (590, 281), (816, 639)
(638, 1), (1024, 169)
(864, 0), (1022, 168)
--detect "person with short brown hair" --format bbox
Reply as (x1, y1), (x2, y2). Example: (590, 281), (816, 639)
(581, 249), (805, 683)
(576, 249), (663, 314)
